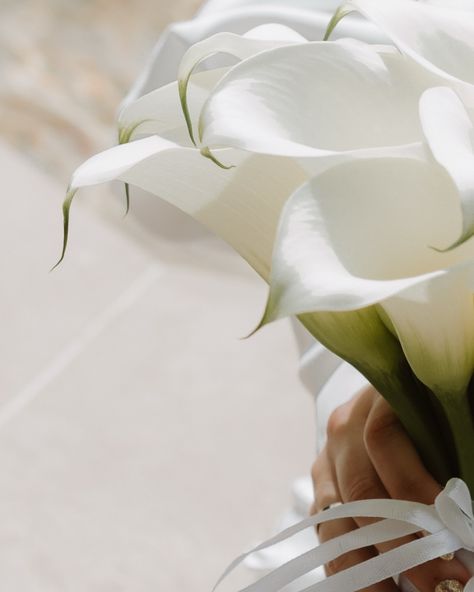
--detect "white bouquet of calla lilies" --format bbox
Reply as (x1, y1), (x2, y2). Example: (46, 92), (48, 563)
(60, 0), (474, 544)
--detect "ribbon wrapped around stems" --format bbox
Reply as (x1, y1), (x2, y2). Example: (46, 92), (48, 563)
(215, 479), (474, 592)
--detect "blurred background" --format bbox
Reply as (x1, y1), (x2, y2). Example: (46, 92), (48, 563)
(0, 1), (315, 590)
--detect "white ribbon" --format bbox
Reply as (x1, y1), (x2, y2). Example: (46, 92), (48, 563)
(215, 479), (474, 592)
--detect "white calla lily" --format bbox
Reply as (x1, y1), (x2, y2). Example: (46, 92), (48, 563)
(118, 68), (228, 146)
(60, 135), (306, 279)
(117, 66), (236, 212)
(120, 23), (307, 145)
(330, 0), (474, 94)
(117, 23), (307, 210)
(421, 0), (474, 9)
(198, 39), (438, 163)
(261, 156), (474, 398)
(178, 24), (306, 144)
(382, 271), (474, 398)
(419, 86), (474, 249)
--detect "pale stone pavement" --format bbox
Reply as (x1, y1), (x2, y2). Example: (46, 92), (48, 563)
(0, 2), (315, 590)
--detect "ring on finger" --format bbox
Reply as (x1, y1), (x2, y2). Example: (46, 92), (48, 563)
(321, 503), (343, 512)
(317, 502), (342, 533)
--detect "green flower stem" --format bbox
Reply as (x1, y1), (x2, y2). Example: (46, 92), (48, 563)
(298, 312), (452, 484)
(437, 392), (474, 492)
(366, 367), (453, 484)
(370, 372), (454, 485)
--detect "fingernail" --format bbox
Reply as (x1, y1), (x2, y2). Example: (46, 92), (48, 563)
(435, 580), (464, 592)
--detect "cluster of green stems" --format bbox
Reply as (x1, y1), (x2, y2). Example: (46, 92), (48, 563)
(300, 314), (474, 493)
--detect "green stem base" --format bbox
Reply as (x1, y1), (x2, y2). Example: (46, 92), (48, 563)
(438, 393), (474, 492)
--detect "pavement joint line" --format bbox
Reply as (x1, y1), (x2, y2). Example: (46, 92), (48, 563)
(0, 262), (166, 429)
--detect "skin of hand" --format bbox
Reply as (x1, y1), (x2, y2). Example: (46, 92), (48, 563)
(310, 386), (472, 592)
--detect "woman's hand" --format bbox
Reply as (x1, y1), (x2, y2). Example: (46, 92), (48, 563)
(311, 386), (471, 592)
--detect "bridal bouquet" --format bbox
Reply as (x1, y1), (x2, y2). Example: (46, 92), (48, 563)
(59, 0), (474, 588)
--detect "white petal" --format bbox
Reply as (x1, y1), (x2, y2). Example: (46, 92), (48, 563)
(382, 270), (474, 396)
(178, 25), (306, 144)
(421, 0), (474, 10)
(118, 68), (228, 144)
(71, 136), (173, 188)
(68, 136), (307, 280)
(419, 87), (474, 248)
(178, 24), (306, 82)
(240, 23), (307, 43)
(262, 157), (474, 323)
(199, 41), (439, 157)
(338, 0), (474, 86)
(123, 4), (384, 107)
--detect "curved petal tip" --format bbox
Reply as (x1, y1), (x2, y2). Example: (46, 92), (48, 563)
(324, 5), (354, 40)
(51, 188), (77, 271)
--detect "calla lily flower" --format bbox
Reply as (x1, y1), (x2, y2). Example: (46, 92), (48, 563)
(261, 87), (474, 394)
(194, 7), (474, 248)
(328, 0), (474, 94)
(119, 24), (307, 149)
(260, 153), (474, 398)
(61, 26), (317, 276)
(177, 24), (306, 145)
(64, 136), (306, 280)
(197, 39), (435, 162)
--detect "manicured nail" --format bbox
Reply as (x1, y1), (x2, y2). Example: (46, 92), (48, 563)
(435, 579), (464, 592)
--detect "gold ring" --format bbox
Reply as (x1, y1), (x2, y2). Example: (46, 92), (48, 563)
(322, 503), (342, 511)
(435, 579), (464, 592)
(316, 503), (342, 534)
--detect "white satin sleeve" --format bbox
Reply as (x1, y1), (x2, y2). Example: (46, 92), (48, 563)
(291, 320), (369, 454)
(245, 322), (369, 584)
